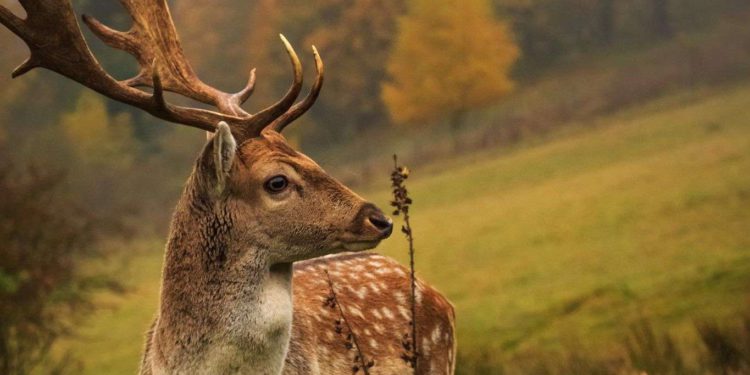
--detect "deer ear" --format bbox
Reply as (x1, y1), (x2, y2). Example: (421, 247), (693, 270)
(211, 121), (236, 194)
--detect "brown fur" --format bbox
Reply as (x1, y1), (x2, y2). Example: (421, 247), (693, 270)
(286, 252), (456, 375)
(139, 129), (455, 374)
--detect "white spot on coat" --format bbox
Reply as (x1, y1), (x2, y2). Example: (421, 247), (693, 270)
(381, 307), (395, 320)
(398, 305), (410, 319)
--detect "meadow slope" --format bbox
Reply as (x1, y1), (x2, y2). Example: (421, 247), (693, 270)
(62, 83), (750, 373)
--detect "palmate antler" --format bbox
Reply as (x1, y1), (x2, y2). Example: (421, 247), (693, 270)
(0, 0), (323, 140)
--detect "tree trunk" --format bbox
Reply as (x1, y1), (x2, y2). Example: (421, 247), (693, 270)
(449, 110), (466, 152)
(651, 0), (673, 39)
(598, 0), (615, 46)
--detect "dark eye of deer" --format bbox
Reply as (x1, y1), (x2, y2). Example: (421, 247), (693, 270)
(264, 175), (289, 193)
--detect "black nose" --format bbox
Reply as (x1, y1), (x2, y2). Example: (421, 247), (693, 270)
(367, 211), (393, 238)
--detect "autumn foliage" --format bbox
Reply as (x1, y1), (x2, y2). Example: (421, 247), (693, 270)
(382, 0), (519, 128)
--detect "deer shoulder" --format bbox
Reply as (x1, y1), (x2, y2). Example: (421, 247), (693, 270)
(286, 253), (456, 375)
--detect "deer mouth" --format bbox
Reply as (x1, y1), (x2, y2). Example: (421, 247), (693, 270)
(341, 239), (382, 252)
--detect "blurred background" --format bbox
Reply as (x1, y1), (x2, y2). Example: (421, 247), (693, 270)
(1, 0), (749, 373)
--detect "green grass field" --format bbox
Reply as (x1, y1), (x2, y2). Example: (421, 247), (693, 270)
(62, 83), (750, 373)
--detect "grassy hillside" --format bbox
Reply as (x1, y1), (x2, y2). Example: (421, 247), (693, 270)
(61, 83), (750, 373)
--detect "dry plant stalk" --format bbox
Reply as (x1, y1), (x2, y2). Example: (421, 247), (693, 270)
(323, 269), (374, 374)
(390, 155), (419, 371)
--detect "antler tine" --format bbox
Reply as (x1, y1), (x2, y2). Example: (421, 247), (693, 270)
(0, 1), (234, 133)
(1, 0), (325, 140)
(82, 6), (305, 137)
(11, 57), (39, 79)
(151, 59), (169, 111)
(82, 14), (141, 61)
(231, 68), (257, 107)
(81, 2), (232, 109)
(269, 46), (325, 132)
(238, 34), (304, 132)
(0, 5), (26, 38)
(80, 14), (149, 89)
(1, 4), (40, 78)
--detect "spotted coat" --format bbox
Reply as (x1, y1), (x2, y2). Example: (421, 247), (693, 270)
(284, 252), (456, 375)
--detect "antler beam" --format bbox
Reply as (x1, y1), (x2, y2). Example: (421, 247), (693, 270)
(0, 0), (324, 140)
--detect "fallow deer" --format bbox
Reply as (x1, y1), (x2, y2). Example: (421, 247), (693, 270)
(0, 1), (456, 374)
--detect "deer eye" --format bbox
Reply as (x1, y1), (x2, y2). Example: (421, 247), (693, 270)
(264, 175), (289, 193)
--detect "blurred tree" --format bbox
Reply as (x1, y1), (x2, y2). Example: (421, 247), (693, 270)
(0, 3), (26, 121)
(598, 0), (616, 46)
(207, 0), (406, 145)
(650, 0), (673, 39)
(496, 0), (608, 70)
(60, 91), (137, 170)
(0, 4), (59, 138)
(494, 0), (746, 73)
(0, 152), (117, 375)
(174, 0), (255, 90)
(302, 0), (405, 141)
(382, 0), (519, 138)
(58, 91), (149, 231)
(240, 0), (284, 114)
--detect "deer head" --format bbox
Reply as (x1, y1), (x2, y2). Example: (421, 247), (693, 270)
(1, 1), (395, 372)
(0, 0), (393, 262)
(194, 124), (393, 266)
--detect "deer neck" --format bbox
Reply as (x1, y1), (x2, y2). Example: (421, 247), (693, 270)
(153, 183), (294, 374)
